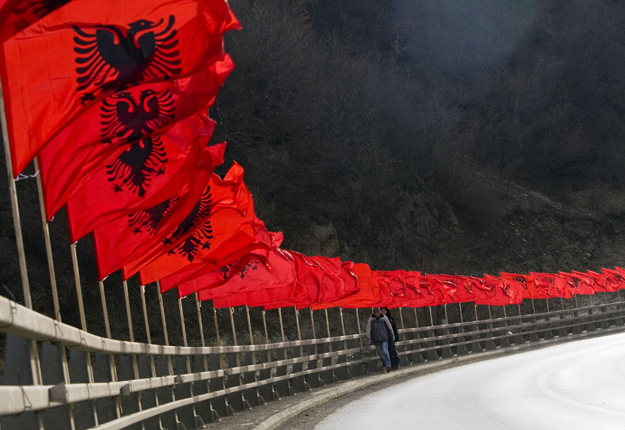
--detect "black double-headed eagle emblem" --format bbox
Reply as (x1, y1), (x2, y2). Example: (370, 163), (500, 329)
(127, 195), (180, 235)
(73, 15), (182, 103)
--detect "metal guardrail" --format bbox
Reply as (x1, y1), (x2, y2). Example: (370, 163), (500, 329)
(1, 293), (624, 429)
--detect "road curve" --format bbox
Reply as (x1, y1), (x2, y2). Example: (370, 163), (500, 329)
(315, 332), (625, 430)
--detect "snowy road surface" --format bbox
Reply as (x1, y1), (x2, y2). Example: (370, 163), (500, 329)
(316, 332), (625, 430)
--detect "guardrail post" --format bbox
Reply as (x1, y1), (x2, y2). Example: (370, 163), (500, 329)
(514, 304), (525, 346)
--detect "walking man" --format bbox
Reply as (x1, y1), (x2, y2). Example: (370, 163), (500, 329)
(367, 307), (394, 372)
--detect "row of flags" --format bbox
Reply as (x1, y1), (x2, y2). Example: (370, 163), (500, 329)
(2, 1), (623, 311)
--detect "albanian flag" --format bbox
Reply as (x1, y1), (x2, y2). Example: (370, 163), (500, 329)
(601, 268), (624, 292)
(530, 273), (570, 298)
(65, 114), (221, 243)
(39, 56), (234, 220)
(340, 264), (382, 309)
(500, 273), (539, 299)
(2, 0), (240, 175)
(311, 262), (360, 310)
(0, 0), (70, 43)
(93, 144), (220, 280)
(129, 163), (255, 283)
(568, 271), (596, 295)
(160, 218), (283, 296)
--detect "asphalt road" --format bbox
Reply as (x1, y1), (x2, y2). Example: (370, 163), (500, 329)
(315, 332), (625, 429)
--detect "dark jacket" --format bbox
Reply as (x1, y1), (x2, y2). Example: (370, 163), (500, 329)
(366, 314), (394, 344)
(384, 310), (400, 343)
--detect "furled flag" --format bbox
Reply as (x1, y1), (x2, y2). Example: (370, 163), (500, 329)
(39, 56), (235, 219)
(65, 114), (221, 242)
(93, 144), (222, 280)
(128, 163), (256, 283)
(2, 0), (240, 175)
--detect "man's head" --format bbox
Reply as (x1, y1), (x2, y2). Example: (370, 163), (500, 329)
(373, 307), (381, 317)
(381, 307), (389, 315)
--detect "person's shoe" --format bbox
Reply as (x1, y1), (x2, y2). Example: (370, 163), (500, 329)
(393, 364), (399, 370)
(385, 366), (391, 373)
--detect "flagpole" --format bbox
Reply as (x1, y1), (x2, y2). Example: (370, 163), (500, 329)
(355, 308), (363, 348)
(247, 306), (266, 403)
(324, 308), (339, 383)
(71, 244), (99, 423)
(33, 158), (76, 426)
(122, 280), (144, 422)
(179, 298), (205, 424)
(293, 307), (310, 390)
(158, 288), (186, 421)
(310, 308), (324, 386)
(194, 293), (219, 420)
(428, 306), (434, 326)
(277, 308), (295, 395)
(339, 307), (350, 378)
(545, 298), (550, 312)
(230, 307), (252, 409)
(262, 310), (280, 400)
(100, 281), (122, 418)
(531, 299), (536, 314)
(139, 285), (164, 428)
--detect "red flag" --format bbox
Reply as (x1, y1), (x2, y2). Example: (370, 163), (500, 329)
(3, 0), (240, 175)
(130, 163), (255, 283)
(162, 219), (282, 296)
(339, 264), (381, 309)
(587, 270), (610, 292)
(527, 272), (555, 299)
(0, 0), (69, 43)
(477, 274), (522, 305)
(500, 273), (539, 299)
(601, 268), (624, 292)
(530, 273), (570, 298)
(423, 275), (458, 304)
(402, 271), (435, 307)
(466, 277), (494, 303)
(39, 57), (234, 219)
(92, 144), (220, 280)
(311, 262), (361, 310)
(65, 114), (221, 242)
(374, 271), (398, 308)
(561, 271), (595, 296)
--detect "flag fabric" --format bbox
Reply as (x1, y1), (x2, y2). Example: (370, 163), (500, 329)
(561, 271), (595, 296)
(39, 56), (234, 219)
(65, 114), (221, 242)
(311, 261), (360, 310)
(530, 273), (570, 298)
(423, 275), (458, 304)
(0, 0), (69, 43)
(601, 268), (624, 292)
(130, 163), (255, 283)
(163, 219), (282, 296)
(92, 144), (219, 280)
(3, 0), (240, 175)
(587, 270), (609, 292)
(340, 264), (381, 308)
(476, 274), (522, 305)
(500, 273), (539, 299)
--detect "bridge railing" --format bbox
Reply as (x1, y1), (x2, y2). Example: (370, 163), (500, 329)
(1, 291), (624, 430)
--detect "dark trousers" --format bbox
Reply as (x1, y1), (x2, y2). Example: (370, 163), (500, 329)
(388, 340), (399, 366)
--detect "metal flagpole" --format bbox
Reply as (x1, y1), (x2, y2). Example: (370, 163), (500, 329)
(324, 308), (339, 383)
(195, 293), (219, 420)
(310, 308), (324, 386)
(355, 308), (363, 348)
(99, 281), (122, 418)
(428, 306), (434, 326)
(262, 310), (280, 400)
(545, 298), (550, 312)
(140, 285), (164, 429)
(0, 84), (43, 402)
(178, 298), (205, 426)
(532, 299), (536, 314)
(247, 305), (266, 403)
(230, 307), (252, 409)
(122, 280), (144, 427)
(213, 305), (234, 414)
(277, 307), (295, 395)
(34, 156), (76, 428)
(71, 244), (99, 425)
(293, 307), (310, 389)
(157, 288), (186, 422)
(339, 307), (350, 378)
